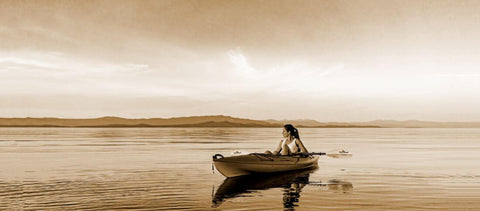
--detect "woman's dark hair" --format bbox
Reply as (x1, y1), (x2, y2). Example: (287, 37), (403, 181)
(284, 124), (300, 139)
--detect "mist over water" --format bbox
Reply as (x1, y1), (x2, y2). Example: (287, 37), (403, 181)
(1, 128), (479, 210)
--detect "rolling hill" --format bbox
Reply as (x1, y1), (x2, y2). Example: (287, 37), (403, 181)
(1, 116), (479, 128)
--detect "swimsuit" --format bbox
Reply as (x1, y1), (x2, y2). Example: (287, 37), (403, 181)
(282, 138), (299, 153)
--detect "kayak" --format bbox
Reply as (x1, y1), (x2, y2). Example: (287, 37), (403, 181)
(212, 153), (320, 178)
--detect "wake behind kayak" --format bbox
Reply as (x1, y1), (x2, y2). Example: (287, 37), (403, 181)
(212, 153), (320, 178)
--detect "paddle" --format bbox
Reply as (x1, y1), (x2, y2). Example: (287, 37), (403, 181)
(296, 150), (352, 159)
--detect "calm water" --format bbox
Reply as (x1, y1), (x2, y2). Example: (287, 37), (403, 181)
(1, 127), (479, 210)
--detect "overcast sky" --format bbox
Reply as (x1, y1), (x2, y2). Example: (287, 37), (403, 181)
(1, 0), (480, 121)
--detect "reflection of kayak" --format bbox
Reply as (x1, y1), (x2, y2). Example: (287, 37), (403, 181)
(212, 169), (314, 208)
(212, 153), (320, 177)
(212, 168), (353, 208)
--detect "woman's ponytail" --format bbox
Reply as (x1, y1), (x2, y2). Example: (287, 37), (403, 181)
(284, 124), (300, 139)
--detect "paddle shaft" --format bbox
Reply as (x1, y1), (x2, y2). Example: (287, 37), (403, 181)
(296, 152), (326, 156)
(295, 152), (352, 158)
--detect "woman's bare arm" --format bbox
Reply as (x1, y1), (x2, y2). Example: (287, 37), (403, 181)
(296, 139), (309, 153)
(272, 140), (283, 155)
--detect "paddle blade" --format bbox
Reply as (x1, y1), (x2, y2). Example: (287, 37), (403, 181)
(326, 150), (352, 159)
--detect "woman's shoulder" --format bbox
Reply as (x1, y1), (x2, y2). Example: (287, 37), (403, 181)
(294, 138), (303, 143)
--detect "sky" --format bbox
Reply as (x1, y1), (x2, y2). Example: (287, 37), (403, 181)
(1, 0), (480, 121)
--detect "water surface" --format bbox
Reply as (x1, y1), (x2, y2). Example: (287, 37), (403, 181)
(1, 128), (479, 210)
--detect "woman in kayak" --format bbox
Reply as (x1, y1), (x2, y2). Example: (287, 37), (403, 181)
(266, 124), (309, 155)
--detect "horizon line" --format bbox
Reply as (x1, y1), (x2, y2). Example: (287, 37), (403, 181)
(1, 115), (480, 123)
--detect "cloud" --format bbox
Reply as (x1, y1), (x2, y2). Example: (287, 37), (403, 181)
(0, 55), (61, 70)
(0, 51), (150, 75)
(437, 73), (480, 78)
(224, 48), (340, 94)
(227, 48), (255, 73)
(0, 51), (155, 95)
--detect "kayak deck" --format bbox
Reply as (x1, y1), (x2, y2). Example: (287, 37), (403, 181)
(213, 153), (319, 178)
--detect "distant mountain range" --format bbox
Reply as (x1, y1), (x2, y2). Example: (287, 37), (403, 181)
(0, 116), (277, 128)
(1, 115), (480, 128)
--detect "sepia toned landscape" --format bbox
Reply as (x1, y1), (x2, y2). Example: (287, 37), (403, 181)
(2, 0), (480, 210)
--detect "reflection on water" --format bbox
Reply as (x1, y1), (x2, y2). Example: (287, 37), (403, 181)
(212, 169), (353, 210)
(282, 172), (309, 210)
(309, 179), (353, 193)
(0, 170), (201, 210)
